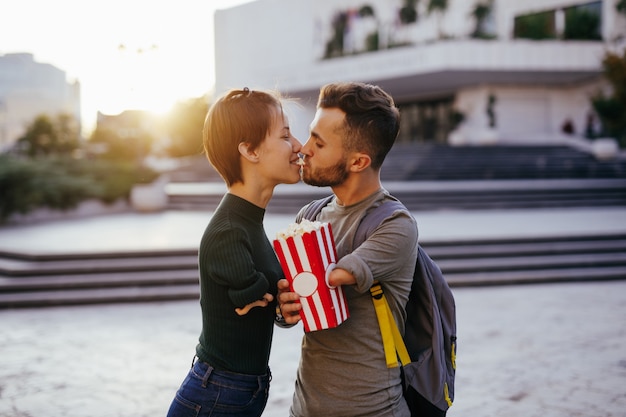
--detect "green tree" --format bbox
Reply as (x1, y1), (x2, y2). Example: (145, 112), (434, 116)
(164, 96), (208, 158)
(591, 49), (626, 147)
(399, 0), (418, 24)
(16, 113), (80, 157)
(89, 114), (154, 162)
(428, 0), (448, 39)
(471, 0), (495, 39)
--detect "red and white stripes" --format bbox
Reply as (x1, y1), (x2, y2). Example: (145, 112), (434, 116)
(274, 223), (349, 332)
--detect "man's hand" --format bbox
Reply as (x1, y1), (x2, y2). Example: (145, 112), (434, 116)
(235, 293), (274, 316)
(277, 279), (302, 324)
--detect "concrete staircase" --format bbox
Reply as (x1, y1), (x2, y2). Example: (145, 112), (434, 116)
(382, 143), (626, 181)
(167, 143), (626, 213)
(0, 249), (199, 308)
(3, 144), (624, 308)
(167, 178), (626, 214)
(2, 233), (625, 308)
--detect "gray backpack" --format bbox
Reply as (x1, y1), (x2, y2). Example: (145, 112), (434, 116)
(300, 196), (457, 416)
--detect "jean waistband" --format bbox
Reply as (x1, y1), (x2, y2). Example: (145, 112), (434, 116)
(191, 355), (271, 380)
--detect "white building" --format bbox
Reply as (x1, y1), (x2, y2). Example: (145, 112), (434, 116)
(0, 53), (81, 150)
(214, 0), (625, 145)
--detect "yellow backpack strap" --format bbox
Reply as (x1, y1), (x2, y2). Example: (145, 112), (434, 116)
(370, 281), (411, 368)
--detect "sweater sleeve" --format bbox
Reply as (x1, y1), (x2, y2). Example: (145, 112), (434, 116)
(203, 227), (270, 307)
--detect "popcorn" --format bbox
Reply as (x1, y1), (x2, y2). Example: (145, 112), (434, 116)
(273, 220), (349, 332)
(275, 219), (323, 240)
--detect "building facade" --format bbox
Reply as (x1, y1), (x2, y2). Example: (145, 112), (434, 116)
(213, 0), (625, 144)
(0, 53), (81, 150)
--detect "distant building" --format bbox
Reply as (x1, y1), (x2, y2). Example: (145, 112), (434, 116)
(96, 110), (155, 137)
(214, 0), (626, 145)
(0, 53), (81, 150)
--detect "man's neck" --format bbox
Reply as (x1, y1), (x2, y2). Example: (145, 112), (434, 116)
(331, 171), (382, 206)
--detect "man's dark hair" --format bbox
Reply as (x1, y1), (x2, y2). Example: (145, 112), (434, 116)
(317, 82), (400, 169)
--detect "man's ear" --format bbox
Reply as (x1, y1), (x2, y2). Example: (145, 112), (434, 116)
(349, 152), (372, 172)
(238, 141), (259, 163)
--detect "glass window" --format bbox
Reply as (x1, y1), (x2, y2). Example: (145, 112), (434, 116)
(563, 1), (602, 40)
(397, 98), (454, 143)
(514, 10), (557, 40)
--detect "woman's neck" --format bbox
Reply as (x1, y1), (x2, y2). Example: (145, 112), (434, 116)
(228, 181), (274, 209)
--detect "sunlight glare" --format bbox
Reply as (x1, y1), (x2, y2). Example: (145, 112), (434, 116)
(0, 0), (253, 134)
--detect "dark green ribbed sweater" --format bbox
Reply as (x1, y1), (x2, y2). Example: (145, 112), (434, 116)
(195, 193), (282, 375)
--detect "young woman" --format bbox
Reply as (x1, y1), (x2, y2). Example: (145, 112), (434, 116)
(167, 87), (302, 417)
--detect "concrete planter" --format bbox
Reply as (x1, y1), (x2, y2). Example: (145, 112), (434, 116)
(474, 127), (499, 145)
(130, 175), (168, 212)
(448, 128), (468, 146)
(6, 199), (129, 225)
(591, 138), (619, 161)
(449, 127), (499, 146)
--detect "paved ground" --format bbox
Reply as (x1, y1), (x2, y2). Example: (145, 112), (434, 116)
(1, 281), (625, 417)
(2, 206), (626, 254)
(1, 206), (626, 416)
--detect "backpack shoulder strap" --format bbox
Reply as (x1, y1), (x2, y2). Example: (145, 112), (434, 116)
(297, 195), (334, 222)
(359, 199), (414, 369)
(353, 199), (406, 248)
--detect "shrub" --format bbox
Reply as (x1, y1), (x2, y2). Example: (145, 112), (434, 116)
(0, 155), (158, 222)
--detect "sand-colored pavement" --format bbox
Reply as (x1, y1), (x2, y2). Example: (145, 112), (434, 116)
(1, 281), (625, 417)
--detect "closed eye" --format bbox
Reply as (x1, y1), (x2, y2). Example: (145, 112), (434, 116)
(310, 132), (325, 148)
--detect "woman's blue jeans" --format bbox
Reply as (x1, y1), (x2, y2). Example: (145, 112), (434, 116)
(166, 357), (271, 417)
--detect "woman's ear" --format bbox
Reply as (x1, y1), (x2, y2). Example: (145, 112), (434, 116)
(349, 152), (372, 172)
(238, 141), (260, 163)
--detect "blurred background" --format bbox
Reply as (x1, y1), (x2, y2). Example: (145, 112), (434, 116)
(1, 0), (625, 222)
(1, 0), (626, 416)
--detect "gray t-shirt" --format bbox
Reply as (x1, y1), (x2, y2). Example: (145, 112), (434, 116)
(290, 189), (418, 417)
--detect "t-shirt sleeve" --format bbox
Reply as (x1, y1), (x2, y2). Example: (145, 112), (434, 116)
(335, 210), (418, 294)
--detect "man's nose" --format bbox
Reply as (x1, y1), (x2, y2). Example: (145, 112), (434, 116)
(301, 139), (313, 155)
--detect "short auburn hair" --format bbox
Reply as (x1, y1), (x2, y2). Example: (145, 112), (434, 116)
(203, 88), (284, 186)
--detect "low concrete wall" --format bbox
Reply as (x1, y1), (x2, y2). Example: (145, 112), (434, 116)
(5, 199), (130, 225)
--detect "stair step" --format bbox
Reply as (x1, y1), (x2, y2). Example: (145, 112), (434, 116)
(0, 255), (198, 277)
(425, 238), (626, 259)
(381, 144), (626, 181)
(446, 265), (626, 286)
(438, 252), (626, 273)
(0, 269), (198, 292)
(1, 232), (624, 308)
(0, 284), (199, 308)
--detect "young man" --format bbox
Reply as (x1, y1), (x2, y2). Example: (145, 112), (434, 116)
(278, 82), (418, 417)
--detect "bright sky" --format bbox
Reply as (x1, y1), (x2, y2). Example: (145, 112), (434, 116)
(0, 0), (252, 134)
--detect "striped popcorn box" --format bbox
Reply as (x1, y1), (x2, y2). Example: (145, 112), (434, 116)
(273, 220), (349, 332)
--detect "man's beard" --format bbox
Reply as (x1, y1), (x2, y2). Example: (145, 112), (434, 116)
(302, 158), (349, 187)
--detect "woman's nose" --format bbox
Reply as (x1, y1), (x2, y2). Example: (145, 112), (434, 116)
(291, 137), (302, 152)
